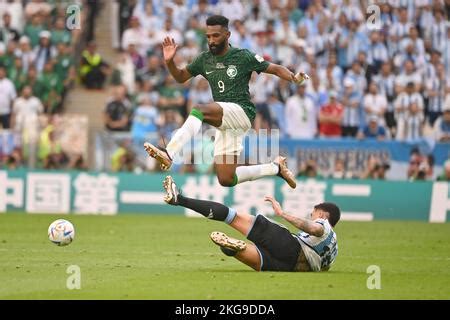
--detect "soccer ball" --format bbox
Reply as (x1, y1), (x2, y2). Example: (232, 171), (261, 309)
(48, 219), (75, 246)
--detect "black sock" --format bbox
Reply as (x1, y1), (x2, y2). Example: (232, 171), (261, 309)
(177, 195), (235, 223)
(220, 246), (237, 257)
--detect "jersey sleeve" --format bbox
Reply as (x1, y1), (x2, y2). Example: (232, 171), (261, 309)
(186, 53), (204, 77)
(244, 50), (270, 74)
(314, 218), (326, 226)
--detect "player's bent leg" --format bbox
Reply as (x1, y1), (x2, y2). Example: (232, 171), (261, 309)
(210, 102), (296, 188)
(194, 103), (224, 128)
(213, 156), (297, 189)
(234, 164), (278, 184)
(246, 215), (302, 271)
(214, 158), (239, 187)
(213, 131), (296, 188)
(220, 246), (239, 256)
(163, 176), (237, 222)
(210, 232), (261, 271)
(233, 156), (297, 189)
(234, 243), (262, 271)
(144, 104), (222, 170)
(229, 211), (256, 236)
(163, 175), (258, 235)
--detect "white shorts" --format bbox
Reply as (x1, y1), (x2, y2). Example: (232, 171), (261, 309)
(214, 102), (252, 156)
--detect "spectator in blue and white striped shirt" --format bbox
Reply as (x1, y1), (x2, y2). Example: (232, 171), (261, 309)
(372, 61), (397, 132)
(428, 8), (447, 53)
(379, 2), (394, 34)
(367, 31), (389, 71)
(402, 102), (424, 142)
(418, 1), (434, 36)
(341, 77), (362, 137)
(395, 59), (422, 94)
(389, 0), (416, 21)
(395, 82), (424, 139)
(407, 26), (426, 60)
(335, 13), (351, 70)
(444, 27), (450, 80)
(388, 7), (412, 55)
(433, 99), (450, 142)
(423, 49), (442, 82)
(425, 63), (446, 125)
(318, 53), (343, 93)
(346, 20), (369, 68)
(345, 61), (367, 96)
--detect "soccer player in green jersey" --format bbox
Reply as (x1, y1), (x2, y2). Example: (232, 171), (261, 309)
(144, 15), (309, 189)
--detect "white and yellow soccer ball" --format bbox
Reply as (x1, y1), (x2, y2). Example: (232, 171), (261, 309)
(48, 219), (75, 246)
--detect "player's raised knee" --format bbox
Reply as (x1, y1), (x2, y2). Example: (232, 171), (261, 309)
(217, 175), (236, 187)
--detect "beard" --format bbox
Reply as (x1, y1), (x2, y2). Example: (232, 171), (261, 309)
(208, 40), (227, 55)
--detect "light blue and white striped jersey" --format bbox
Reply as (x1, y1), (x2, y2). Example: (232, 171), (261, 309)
(372, 74), (396, 112)
(342, 91), (362, 127)
(430, 21), (447, 53)
(368, 42), (389, 65)
(388, 21), (412, 55)
(395, 92), (424, 120)
(294, 219), (338, 271)
(404, 113), (424, 142)
(389, 0), (417, 20)
(445, 39), (450, 80)
(426, 77), (445, 113)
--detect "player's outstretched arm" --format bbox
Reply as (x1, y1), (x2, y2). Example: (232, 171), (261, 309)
(162, 36), (192, 83)
(264, 196), (324, 237)
(263, 63), (309, 85)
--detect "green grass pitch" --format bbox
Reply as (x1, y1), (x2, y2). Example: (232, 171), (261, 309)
(1, 214), (449, 299)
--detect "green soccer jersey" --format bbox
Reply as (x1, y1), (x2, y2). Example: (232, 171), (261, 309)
(186, 46), (270, 122)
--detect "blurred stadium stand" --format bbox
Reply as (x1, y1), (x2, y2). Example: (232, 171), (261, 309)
(1, 0), (449, 181)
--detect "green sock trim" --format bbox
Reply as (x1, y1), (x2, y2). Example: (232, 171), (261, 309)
(190, 108), (204, 121)
(231, 174), (238, 187)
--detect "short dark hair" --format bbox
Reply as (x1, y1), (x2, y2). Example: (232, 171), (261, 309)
(431, 49), (442, 56)
(206, 15), (229, 29)
(314, 202), (341, 227)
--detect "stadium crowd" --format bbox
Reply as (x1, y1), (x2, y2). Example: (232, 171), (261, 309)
(103, 0), (450, 179)
(0, 0), (91, 170)
(1, 0), (449, 181)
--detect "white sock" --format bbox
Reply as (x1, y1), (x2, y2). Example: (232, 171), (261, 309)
(166, 115), (203, 159)
(235, 163), (279, 184)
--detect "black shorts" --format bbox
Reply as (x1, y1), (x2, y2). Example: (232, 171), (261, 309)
(247, 215), (301, 272)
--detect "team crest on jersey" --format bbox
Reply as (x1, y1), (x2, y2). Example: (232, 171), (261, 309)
(255, 54), (264, 62)
(216, 62), (225, 69)
(226, 65), (237, 79)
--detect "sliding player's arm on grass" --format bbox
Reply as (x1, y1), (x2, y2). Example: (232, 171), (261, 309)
(263, 63), (310, 85)
(264, 196), (324, 237)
